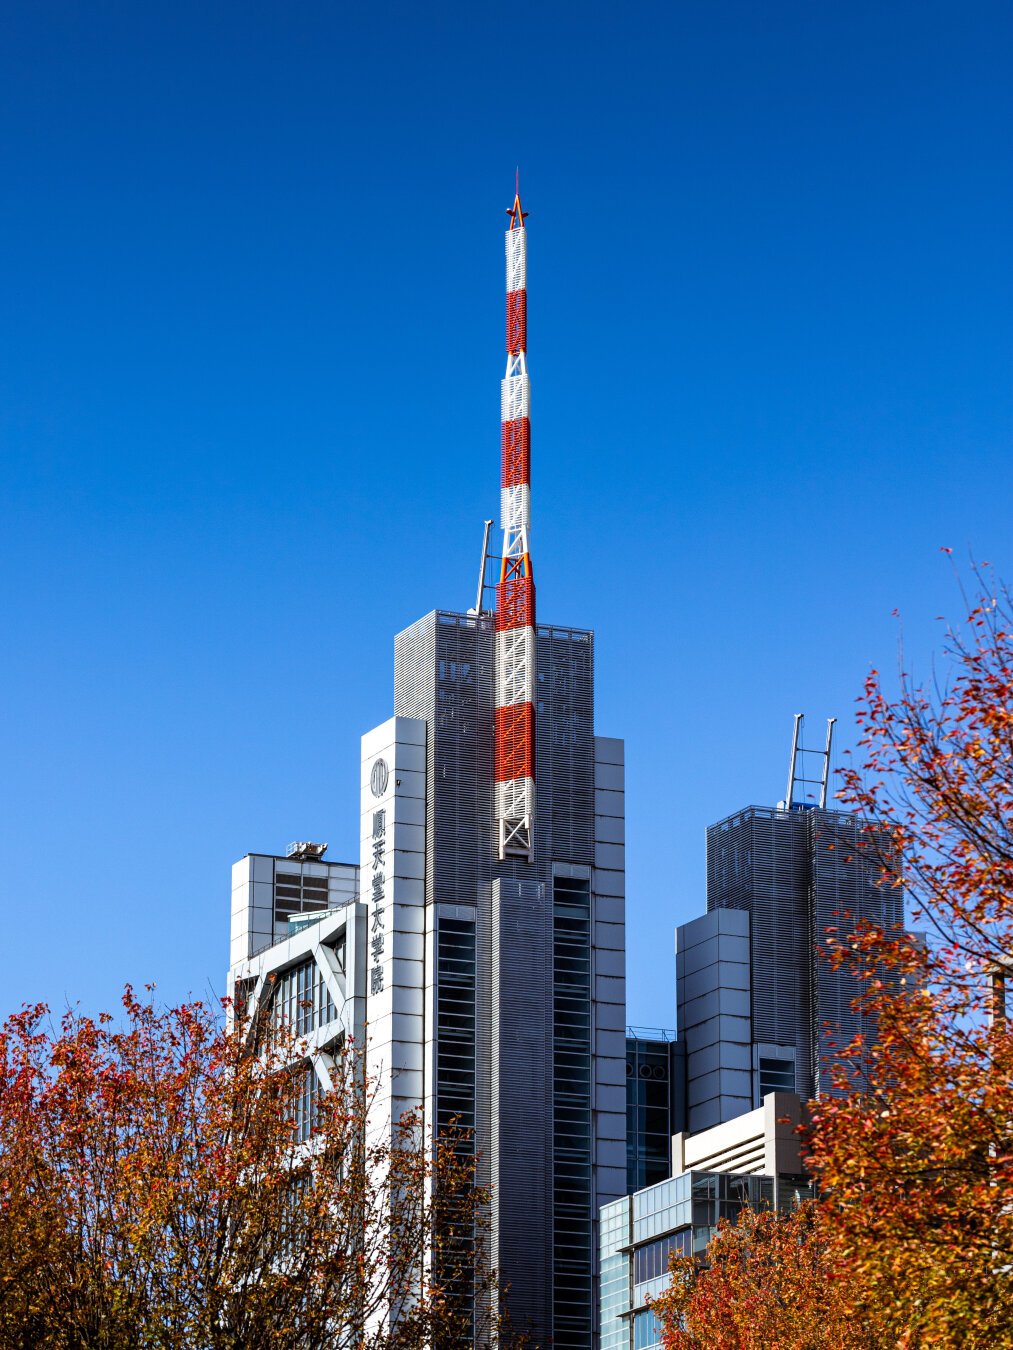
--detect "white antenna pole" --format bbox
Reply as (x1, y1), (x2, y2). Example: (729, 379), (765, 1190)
(819, 717), (837, 808)
(785, 713), (803, 809)
(472, 519), (494, 614)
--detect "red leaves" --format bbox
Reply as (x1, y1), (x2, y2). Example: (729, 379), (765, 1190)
(652, 571), (1013, 1347)
(0, 995), (513, 1348)
(807, 569), (1013, 1340)
(649, 1204), (881, 1350)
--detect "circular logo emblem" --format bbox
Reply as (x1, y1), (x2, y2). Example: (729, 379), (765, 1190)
(370, 758), (389, 798)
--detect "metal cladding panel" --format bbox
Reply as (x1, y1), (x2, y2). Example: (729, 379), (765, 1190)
(494, 627), (536, 688)
(707, 807), (814, 1100)
(500, 483), (531, 537)
(494, 703), (535, 780)
(495, 578), (536, 633)
(501, 374), (530, 423)
(538, 628), (596, 868)
(394, 610), (600, 1337)
(506, 288), (527, 354)
(478, 877), (553, 1342)
(500, 417), (531, 488)
(395, 611), (494, 911)
(495, 776), (536, 819)
(809, 810), (903, 1094)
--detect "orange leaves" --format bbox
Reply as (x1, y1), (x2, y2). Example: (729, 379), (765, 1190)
(0, 994), (516, 1349)
(649, 1204), (883, 1350)
(653, 571), (1013, 1348)
(805, 570), (1013, 1344)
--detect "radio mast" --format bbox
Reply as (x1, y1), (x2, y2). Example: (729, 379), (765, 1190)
(495, 185), (535, 861)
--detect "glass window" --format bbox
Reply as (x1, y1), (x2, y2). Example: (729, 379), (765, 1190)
(633, 1229), (690, 1286)
(553, 874), (592, 1345)
(293, 1061), (321, 1142)
(270, 956), (338, 1037)
(436, 917), (476, 1137)
(273, 868), (335, 922)
(758, 1056), (796, 1095)
(633, 1309), (663, 1349)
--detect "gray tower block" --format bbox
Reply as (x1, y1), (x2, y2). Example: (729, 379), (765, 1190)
(706, 804), (905, 1103)
(676, 908), (753, 1132)
(389, 609), (626, 1347)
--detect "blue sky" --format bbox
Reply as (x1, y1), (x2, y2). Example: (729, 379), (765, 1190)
(2, 1), (1011, 1025)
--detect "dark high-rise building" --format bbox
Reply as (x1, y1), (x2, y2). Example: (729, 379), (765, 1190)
(353, 188), (628, 1344)
(677, 801), (901, 1132)
(380, 611), (627, 1345)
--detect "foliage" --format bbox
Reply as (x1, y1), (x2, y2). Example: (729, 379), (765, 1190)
(0, 988), (514, 1349)
(648, 1201), (884, 1350)
(805, 575), (1013, 1346)
(652, 574), (1013, 1348)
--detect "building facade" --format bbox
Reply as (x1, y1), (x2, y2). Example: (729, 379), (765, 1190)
(229, 848), (359, 970)
(625, 1029), (682, 1195)
(229, 850), (366, 1145)
(600, 1093), (811, 1350)
(677, 803), (902, 1132)
(356, 612), (627, 1345)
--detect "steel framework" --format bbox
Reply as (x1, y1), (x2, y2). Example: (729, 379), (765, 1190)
(496, 189), (535, 860)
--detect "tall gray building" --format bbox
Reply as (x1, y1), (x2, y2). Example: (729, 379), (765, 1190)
(229, 613), (627, 1345)
(677, 802), (902, 1132)
(361, 609), (627, 1346)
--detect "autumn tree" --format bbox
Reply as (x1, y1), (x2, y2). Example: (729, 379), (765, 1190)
(804, 573), (1013, 1346)
(649, 1201), (886, 1350)
(0, 988), (516, 1350)
(652, 573), (1013, 1349)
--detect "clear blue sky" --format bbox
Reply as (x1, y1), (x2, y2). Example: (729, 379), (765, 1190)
(2, 1), (1011, 1025)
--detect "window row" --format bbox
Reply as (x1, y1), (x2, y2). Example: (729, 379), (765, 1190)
(270, 957), (338, 1036)
(633, 1229), (691, 1286)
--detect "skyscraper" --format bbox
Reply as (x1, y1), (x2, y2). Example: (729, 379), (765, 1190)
(229, 191), (627, 1346)
(676, 721), (903, 1132)
(361, 190), (627, 1344)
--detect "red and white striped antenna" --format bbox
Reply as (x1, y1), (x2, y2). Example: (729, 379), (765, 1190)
(495, 183), (535, 861)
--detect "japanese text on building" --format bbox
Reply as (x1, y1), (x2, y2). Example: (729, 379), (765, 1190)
(369, 806), (386, 995)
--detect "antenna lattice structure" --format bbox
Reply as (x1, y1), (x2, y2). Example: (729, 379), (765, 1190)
(495, 189), (535, 861)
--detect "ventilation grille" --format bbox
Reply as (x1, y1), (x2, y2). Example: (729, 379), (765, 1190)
(394, 612), (596, 909)
(707, 805), (904, 1100)
(809, 812), (902, 1093)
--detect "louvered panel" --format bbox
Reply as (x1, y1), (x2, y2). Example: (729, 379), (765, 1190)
(395, 611), (495, 910)
(809, 811), (903, 1094)
(707, 804), (905, 1103)
(482, 877), (553, 1342)
(707, 807), (814, 1099)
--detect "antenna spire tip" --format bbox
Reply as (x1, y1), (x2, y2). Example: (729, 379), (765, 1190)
(506, 171), (528, 228)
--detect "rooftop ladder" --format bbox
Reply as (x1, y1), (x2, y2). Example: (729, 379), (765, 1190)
(782, 713), (836, 810)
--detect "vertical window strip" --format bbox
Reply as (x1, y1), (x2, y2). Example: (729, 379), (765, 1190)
(553, 875), (593, 1347)
(435, 915), (477, 1344)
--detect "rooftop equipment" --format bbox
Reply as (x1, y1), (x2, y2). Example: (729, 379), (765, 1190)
(286, 842), (329, 861)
